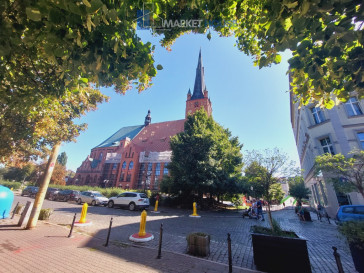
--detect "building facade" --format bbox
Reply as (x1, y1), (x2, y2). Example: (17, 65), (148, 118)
(290, 93), (364, 217)
(72, 50), (212, 190)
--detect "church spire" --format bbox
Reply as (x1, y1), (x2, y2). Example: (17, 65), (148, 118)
(144, 110), (151, 126)
(191, 49), (205, 100)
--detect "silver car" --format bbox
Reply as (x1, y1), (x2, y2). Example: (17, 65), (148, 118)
(77, 191), (108, 206)
(107, 192), (149, 211)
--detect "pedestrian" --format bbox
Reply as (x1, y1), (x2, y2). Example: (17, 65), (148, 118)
(257, 199), (264, 221)
(283, 202), (285, 208)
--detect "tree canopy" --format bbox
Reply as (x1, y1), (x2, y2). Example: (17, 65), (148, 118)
(288, 175), (310, 201)
(160, 109), (243, 199)
(315, 151), (364, 198)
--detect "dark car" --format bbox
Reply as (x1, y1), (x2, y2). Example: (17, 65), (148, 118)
(46, 187), (59, 200)
(21, 186), (39, 197)
(55, 190), (80, 202)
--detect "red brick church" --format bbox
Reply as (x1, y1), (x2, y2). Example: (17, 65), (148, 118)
(72, 50), (212, 189)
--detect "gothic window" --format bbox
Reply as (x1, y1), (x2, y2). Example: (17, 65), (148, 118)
(345, 97), (363, 116)
(128, 161), (134, 170)
(122, 161), (127, 169)
(155, 163), (161, 176)
(320, 137), (335, 154)
(310, 107), (325, 124)
(126, 174), (131, 182)
(163, 163), (169, 175)
(119, 173), (125, 181)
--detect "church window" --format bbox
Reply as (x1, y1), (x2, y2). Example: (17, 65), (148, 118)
(155, 163), (161, 176)
(112, 163), (117, 170)
(148, 163), (153, 172)
(128, 161), (134, 170)
(163, 163), (169, 175)
(122, 161), (127, 169)
(119, 173), (125, 181)
(126, 174), (131, 182)
(99, 152), (103, 160)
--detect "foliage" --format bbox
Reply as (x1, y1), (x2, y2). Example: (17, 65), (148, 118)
(38, 209), (53, 220)
(0, 180), (22, 190)
(288, 176), (311, 201)
(34, 162), (67, 186)
(151, 0), (364, 107)
(2, 163), (36, 182)
(268, 183), (285, 203)
(315, 151), (364, 198)
(57, 152), (68, 166)
(160, 109), (243, 200)
(338, 221), (364, 246)
(251, 221), (297, 238)
(244, 148), (294, 228)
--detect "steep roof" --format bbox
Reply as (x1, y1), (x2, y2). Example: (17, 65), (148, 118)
(132, 119), (185, 152)
(94, 125), (144, 148)
(191, 49), (206, 100)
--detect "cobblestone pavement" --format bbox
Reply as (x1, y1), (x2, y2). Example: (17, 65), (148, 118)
(12, 195), (357, 273)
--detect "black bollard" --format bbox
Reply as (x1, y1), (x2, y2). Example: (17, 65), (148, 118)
(68, 213), (77, 238)
(11, 202), (19, 219)
(104, 217), (113, 247)
(332, 247), (345, 273)
(157, 223), (163, 259)
(227, 233), (232, 273)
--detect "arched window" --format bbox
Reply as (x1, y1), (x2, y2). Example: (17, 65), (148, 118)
(122, 161), (127, 169)
(128, 161), (134, 170)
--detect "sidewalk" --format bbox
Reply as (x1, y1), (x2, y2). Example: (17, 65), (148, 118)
(0, 217), (260, 273)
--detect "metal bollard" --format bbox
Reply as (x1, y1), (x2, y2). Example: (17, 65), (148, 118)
(104, 217), (113, 247)
(68, 213), (77, 238)
(157, 223), (163, 259)
(11, 202), (19, 219)
(228, 233), (232, 273)
(332, 247), (345, 273)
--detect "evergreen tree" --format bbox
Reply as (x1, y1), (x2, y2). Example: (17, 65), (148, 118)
(160, 109), (243, 200)
(57, 152), (68, 166)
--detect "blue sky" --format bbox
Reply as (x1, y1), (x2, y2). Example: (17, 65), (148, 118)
(60, 30), (300, 171)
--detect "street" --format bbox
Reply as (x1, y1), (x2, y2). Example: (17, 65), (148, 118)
(13, 194), (357, 273)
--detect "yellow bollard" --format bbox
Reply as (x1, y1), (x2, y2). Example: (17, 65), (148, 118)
(154, 200), (159, 212)
(138, 210), (147, 237)
(79, 203), (88, 223)
(192, 202), (199, 216)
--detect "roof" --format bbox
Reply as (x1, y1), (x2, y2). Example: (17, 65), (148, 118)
(94, 125), (144, 148)
(132, 119), (185, 152)
(191, 49), (206, 100)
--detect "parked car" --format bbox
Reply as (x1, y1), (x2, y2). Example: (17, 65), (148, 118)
(46, 187), (59, 200)
(77, 191), (108, 206)
(336, 205), (364, 223)
(107, 192), (149, 211)
(55, 190), (80, 202)
(21, 186), (39, 197)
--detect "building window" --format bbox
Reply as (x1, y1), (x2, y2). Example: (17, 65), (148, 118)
(311, 107), (325, 124)
(122, 161), (127, 169)
(358, 132), (364, 149)
(155, 163), (161, 176)
(320, 137), (335, 154)
(99, 152), (103, 160)
(137, 163), (145, 188)
(126, 174), (131, 182)
(345, 97), (363, 116)
(128, 161), (134, 170)
(148, 163), (153, 172)
(112, 163), (117, 170)
(163, 163), (169, 175)
(119, 173), (125, 181)
(154, 176), (159, 190)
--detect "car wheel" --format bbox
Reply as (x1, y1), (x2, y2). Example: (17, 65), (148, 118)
(77, 198), (82, 204)
(108, 201), (114, 208)
(91, 200), (96, 206)
(49, 195), (53, 201)
(128, 202), (136, 211)
(65, 197), (70, 202)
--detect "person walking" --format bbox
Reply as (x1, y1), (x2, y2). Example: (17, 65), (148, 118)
(257, 199), (265, 221)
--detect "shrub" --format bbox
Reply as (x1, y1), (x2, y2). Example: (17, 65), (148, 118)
(38, 209), (53, 220)
(338, 221), (364, 247)
(0, 180), (22, 190)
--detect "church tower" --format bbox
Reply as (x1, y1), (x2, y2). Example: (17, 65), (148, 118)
(185, 50), (212, 118)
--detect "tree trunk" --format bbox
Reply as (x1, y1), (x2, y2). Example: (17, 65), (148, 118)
(26, 143), (61, 229)
(267, 202), (274, 230)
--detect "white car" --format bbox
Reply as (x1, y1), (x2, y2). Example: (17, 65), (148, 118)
(77, 191), (109, 206)
(107, 192), (150, 211)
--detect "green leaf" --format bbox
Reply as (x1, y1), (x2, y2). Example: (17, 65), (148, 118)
(26, 7), (42, 22)
(324, 99), (335, 109)
(156, 64), (163, 70)
(207, 32), (212, 40)
(82, 0), (92, 8)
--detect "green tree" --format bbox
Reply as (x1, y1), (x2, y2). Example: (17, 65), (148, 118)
(268, 183), (285, 204)
(57, 152), (68, 166)
(244, 161), (267, 198)
(160, 109), (243, 201)
(244, 148), (294, 230)
(3, 163), (36, 182)
(315, 151), (364, 198)
(288, 176), (311, 201)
